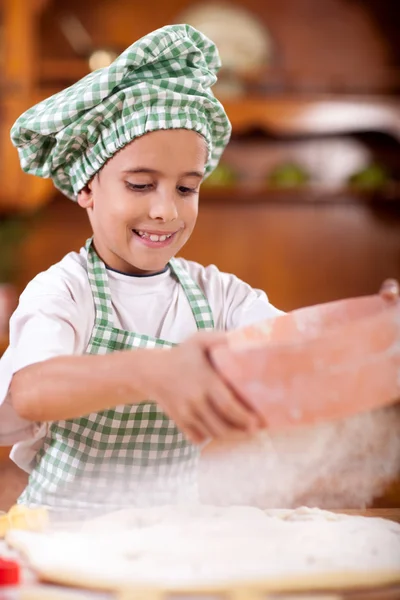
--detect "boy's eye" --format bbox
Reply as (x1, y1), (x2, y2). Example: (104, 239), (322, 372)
(126, 183), (152, 191)
(125, 182), (198, 195)
(178, 186), (197, 195)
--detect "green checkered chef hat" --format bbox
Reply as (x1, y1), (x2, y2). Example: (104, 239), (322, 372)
(10, 24), (232, 201)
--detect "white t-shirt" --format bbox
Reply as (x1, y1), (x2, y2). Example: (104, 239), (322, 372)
(0, 247), (282, 471)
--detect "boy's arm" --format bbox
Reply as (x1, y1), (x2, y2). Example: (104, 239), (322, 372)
(10, 349), (161, 421)
(10, 332), (265, 444)
(6, 270), (265, 444)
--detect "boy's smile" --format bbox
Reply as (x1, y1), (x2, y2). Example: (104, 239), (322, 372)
(77, 129), (208, 275)
(132, 227), (181, 247)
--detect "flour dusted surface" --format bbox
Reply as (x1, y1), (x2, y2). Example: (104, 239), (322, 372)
(7, 505), (400, 592)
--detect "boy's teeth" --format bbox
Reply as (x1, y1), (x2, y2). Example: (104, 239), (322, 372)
(135, 230), (172, 242)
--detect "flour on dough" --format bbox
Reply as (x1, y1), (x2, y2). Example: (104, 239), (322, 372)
(6, 505), (400, 593)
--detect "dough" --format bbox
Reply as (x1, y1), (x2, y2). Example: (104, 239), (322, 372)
(6, 505), (400, 593)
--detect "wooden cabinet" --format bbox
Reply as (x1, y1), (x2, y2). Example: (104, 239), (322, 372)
(1, 0), (400, 211)
(0, 336), (7, 356)
(0, 0), (53, 212)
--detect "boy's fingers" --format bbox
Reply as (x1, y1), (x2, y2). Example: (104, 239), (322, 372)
(379, 279), (399, 302)
(185, 424), (208, 445)
(209, 352), (269, 428)
(174, 412), (208, 445)
(208, 381), (260, 432)
(186, 415), (210, 442)
(194, 403), (233, 439)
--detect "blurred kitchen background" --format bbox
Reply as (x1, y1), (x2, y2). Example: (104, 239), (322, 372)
(1, 0), (400, 331)
(0, 0), (400, 508)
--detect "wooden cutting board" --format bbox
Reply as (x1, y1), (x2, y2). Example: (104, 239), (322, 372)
(1, 509), (399, 600)
(335, 508), (400, 523)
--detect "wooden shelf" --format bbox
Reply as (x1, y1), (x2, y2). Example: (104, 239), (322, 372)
(35, 70), (400, 139)
(222, 95), (400, 138)
(200, 183), (400, 205)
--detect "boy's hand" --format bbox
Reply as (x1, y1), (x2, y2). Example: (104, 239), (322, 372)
(379, 279), (399, 303)
(145, 331), (266, 444)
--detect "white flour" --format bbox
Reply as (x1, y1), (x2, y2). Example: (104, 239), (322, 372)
(199, 404), (400, 509)
(23, 406), (400, 516)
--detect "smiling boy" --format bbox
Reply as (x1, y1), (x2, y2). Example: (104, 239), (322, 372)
(0, 25), (282, 510)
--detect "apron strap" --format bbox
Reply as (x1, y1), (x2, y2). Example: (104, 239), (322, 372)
(85, 238), (114, 327)
(169, 258), (215, 330)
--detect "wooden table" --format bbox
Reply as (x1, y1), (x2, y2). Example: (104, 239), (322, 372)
(0, 333), (8, 356)
(334, 508), (400, 523)
(0, 509), (399, 600)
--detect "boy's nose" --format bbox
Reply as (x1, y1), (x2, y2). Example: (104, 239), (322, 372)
(148, 193), (178, 221)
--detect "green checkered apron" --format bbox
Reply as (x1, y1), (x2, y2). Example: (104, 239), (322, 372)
(19, 239), (214, 512)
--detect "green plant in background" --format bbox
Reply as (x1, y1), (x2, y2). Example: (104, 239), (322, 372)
(0, 215), (28, 283)
(267, 162), (310, 188)
(348, 163), (390, 191)
(202, 163), (238, 187)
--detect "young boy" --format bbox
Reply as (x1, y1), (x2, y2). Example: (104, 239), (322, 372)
(0, 25), (282, 511)
(1, 24), (396, 513)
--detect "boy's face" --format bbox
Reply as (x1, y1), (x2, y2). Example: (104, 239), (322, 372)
(78, 129), (207, 275)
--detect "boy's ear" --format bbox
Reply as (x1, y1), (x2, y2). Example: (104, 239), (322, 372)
(77, 183), (93, 208)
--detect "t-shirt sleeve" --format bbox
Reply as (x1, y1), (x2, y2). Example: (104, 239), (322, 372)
(8, 292), (86, 374)
(0, 264), (92, 445)
(180, 260), (284, 331)
(220, 272), (284, 330)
